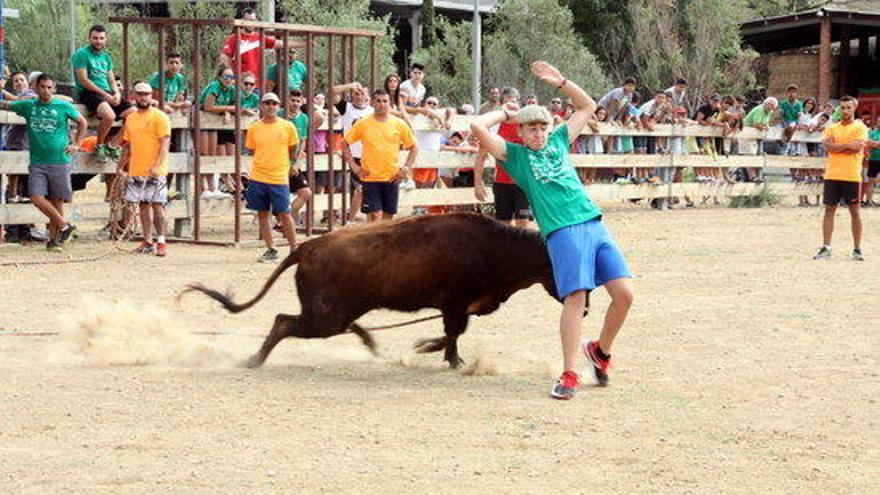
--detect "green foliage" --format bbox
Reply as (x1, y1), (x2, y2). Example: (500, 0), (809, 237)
(483, 0), (609, 101)
(166, 1), (239, 88)
(626, 0), (758, 105)
(745, 0), (817, 18)
(410, 18), (474, 105)
(562, 0), (633, 83)
(278, 0), (397, 91)
(6, 1), (156, 87)
(421, 0), (437, 49)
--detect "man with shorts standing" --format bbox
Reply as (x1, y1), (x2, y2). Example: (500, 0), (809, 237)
(0, 74), (88, 252)
(470, 62), (634, 400)
(864, 118), (880, 207)
(245, 93), (299, 263)
(283, 90), (317, 223)
(814, 96), (868, 261)
(71, 25), (133, 163)
(342, 90), (418, 222)
(121, 82), (172, 257)
(473, 87), (533, 228)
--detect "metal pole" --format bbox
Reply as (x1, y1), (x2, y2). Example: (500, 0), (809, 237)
(280, 30), (289, 117)
(122, 23), (129, 101)
(369, 36), (376, 93)
(192, 25), (202, 241)
(69, 0), (77, 85)
(157, 25), (165, 109)
(339, 36), (348, 226)
(233, 27), (243, 244)
(258, 27), (266, 95)
(472, 0), (481, 110)
(326, 34), (335, 233)
(305, 32), (315, 236)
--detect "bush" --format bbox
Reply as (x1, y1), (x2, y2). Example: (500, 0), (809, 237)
(727, 187), (782, 208)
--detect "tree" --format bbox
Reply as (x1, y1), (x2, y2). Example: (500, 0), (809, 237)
(410, 18), (474, 105)
(278, 0), (398, 91)
(421, 0), (437, 49)
(562, 0), (633, 83)
(482, 0), (610, 101)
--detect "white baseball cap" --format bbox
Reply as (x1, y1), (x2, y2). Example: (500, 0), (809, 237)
(261, 92), (281, 103)
(133, 82), (153, 94)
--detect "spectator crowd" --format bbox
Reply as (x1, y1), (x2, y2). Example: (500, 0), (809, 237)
(2, 7), (879, 258)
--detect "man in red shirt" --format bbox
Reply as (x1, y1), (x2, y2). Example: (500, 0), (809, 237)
(219, 8), (294, 88)
(474, 87), (533, 228)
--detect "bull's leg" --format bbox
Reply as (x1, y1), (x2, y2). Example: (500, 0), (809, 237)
(245, 313), (301, 368)
(413, 336), (447, 354)
(442, 311), (470, 369)
(348, 323), (378, 355)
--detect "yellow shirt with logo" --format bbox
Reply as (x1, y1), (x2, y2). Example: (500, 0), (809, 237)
(123, 108), (172, 177)
(343, 114), (415, 182)
(824, 120), (868, 182)
(246, 119), (299, 185)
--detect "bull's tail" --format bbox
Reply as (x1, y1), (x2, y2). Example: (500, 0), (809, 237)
(182, 246), (304, 313)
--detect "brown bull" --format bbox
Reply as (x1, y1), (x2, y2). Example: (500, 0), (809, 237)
(186, 213), (587, 368)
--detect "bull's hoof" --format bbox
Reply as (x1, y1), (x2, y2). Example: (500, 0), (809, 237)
(446, 356), (465, 369)
(242, 355), (265, 369)
(413, 336), (446, 354)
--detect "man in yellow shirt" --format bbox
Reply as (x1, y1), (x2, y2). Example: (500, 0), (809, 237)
(815, 95), (867, 261)
(341, 90), (418, 222)
(245, 92), (300, 263)
(121, 81), (172, 257)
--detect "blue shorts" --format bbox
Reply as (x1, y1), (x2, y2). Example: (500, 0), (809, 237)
(546, 219), (631, 300)
(361, 181), (399, 214)
(245, 180), (291, 214)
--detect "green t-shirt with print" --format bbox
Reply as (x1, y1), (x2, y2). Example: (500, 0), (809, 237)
(869, 128), (880, 161)
(266, 60), (307, 91)
(10, 98), (82, 165)
(70, 45), (114, 93)
(241, 91), (260, 110)
(148, 71), (187, 103)
(503, 124), (602, 238)
(199, 80), (237, 107)
(743, 105), (772, 127)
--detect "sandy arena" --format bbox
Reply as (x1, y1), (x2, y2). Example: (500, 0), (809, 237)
(1, 205), (877, 494)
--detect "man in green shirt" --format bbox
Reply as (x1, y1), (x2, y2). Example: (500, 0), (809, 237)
(470, 61), (634, 400)
(0, 74), (88, 252)
(743, 97), (778, 130)
(266, 50), (308, 94)
(70, 24), (132, 163)
(280, 90), (321, 222)
(148, 52), (192, 114)
(865, 121), (880, 207)
(779, 85), (802, 126)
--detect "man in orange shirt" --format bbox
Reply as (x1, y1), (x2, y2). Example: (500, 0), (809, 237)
(814, 95), (867, 261)
(245, 92), (300, 263)
(121, 82), (172, 256)
(341, 90), (418, 222)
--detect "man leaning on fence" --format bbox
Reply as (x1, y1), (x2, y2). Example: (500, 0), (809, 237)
(120, 82), (172, 257)
(0, 74), (88, 252)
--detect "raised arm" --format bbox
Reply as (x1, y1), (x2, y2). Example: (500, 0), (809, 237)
(530, 61), (595, 142)
(469, 108), (513, 164)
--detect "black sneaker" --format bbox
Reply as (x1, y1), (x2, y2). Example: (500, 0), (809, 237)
(46, 238), (63, 253)
(258, 248), (279, 263)
(56, 224), (77, 248)
(852, 249), (865, 261)
(813, 246), (831, 260)
(550, 371), (580, 400)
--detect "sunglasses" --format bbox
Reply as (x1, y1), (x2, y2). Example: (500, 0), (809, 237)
(426, 101), (438, 106)
(262, 101), (279, 106)
(222, 75), (235, 80)
(243, 81), (255, 86)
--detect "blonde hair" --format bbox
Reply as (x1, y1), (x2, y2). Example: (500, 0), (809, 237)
(516, 104), (552, 126)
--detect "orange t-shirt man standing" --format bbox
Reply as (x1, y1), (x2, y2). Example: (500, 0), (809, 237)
(814, 95), (868, 261)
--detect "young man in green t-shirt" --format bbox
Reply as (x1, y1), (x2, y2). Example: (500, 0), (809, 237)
(148, 53), (192, 114)
(0, 74), (88, 252)
(70, 24), (133, 163)
(283, 90), (322, 223)
(470, 61), (634, 400)
(266, 50), (308, 94)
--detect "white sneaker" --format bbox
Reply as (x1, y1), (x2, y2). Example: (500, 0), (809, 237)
(29, 227), (49, 241)
(215, 191), (232, 199)
(200, 190), (215, 200)
(399, 179), (416, 191)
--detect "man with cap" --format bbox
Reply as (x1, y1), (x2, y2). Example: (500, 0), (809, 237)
(120, 81), (173, 256)
(245, 92), (300, 262)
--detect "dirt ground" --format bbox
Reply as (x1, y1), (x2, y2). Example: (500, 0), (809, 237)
(1, 205), (877, 494)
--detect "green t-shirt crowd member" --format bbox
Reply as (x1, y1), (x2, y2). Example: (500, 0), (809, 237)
(779, 98), (803, 125)
(148, 71), (187, 103)
(10, 98), (83, 165)
(199, 80), (237, 107)
(267, 60), (308, 91)
(70, 45), (114, 94)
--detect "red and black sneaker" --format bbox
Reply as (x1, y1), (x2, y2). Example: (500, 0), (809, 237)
(583, 340), (611, 386)
(550, 371), (580, 400)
